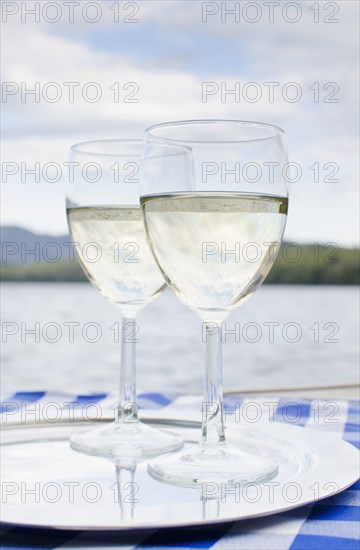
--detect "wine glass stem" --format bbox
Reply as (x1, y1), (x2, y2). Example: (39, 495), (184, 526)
(118, 316), (139, 423)
(115, 463), (136, 522)
(202, 322), (226, 446)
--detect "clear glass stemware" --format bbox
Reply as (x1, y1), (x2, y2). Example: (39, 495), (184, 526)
(140, 120), (289, 488)
(66, 139), (183, 458)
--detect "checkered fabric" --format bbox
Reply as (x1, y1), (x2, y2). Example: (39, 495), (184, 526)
(0, 392), (359, 549)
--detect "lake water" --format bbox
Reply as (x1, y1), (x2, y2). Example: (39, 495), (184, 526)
(1, 283), (359, 395)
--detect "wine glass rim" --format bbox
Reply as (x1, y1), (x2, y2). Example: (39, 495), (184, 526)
(145, 119), (285, 144)
(70, 139), (143, 157)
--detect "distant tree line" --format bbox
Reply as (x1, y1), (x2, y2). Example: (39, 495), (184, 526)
(1, 243), (359, 285)
(265, 244), (359, 285)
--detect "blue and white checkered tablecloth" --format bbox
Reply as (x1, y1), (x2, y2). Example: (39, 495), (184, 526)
(0, 392), (359, 549)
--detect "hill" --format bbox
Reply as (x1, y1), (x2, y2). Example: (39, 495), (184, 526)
(1, 226), (359, 284)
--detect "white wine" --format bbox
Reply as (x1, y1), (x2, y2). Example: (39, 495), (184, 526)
(142, 193), (288, 321)
(67, 207), (165, 312)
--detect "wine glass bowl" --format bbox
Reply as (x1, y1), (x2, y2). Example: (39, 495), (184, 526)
(142, 192), (287, 321)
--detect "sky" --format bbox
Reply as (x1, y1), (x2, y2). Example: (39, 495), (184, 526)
(1, 0), (359, 245)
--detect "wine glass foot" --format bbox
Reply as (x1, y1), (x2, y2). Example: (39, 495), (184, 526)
(148, 444), (279, 489)
(70, 421), (183, 460)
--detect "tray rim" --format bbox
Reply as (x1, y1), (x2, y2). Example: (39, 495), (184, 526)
(1, 418), (359, 532)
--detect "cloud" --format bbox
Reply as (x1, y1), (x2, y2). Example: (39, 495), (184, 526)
(1, 0), (358, 244)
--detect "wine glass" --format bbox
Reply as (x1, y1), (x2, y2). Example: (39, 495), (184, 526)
(140, 120), (289, 488)
(66, 139), (183, 458)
